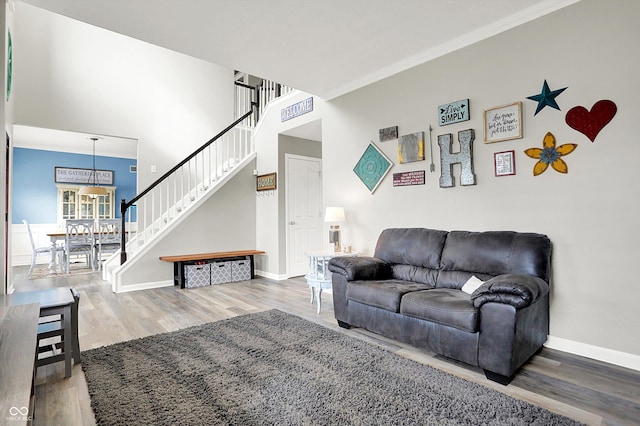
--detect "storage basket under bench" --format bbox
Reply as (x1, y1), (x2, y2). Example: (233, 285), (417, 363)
(159, 250), (265, 289)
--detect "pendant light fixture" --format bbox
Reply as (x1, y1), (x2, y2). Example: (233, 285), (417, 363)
(79, 137), (108, 198)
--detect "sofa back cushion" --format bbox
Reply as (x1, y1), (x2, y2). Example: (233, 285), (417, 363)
(437, 230), (551, 289)
(374, 228), (448, 285)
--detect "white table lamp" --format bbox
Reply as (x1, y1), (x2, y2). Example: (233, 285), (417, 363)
(325, 207), (345, 252)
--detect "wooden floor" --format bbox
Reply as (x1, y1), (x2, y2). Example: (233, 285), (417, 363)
(11, 266), (640, 426)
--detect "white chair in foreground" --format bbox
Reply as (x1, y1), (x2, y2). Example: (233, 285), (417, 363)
(63, 219), (95, 273)
(95, 218), (122, 270)
(23, 219), (63, 277)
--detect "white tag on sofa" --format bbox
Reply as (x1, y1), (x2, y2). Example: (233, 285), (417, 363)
(462, 275), (485, 295)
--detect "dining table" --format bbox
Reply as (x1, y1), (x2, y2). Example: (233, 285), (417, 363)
(45, 230), (126, 273)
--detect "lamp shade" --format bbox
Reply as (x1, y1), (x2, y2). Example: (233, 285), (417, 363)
(79, 186), (108, 197)
(324, 207), (345, 222)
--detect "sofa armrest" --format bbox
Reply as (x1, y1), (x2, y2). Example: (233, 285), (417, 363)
(471, 274), (549, 309)
(328, 256), (392, 281)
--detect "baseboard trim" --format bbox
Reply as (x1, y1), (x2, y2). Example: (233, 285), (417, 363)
(545, 335), (640, 372)
(255, 270), (289, 281)
(114, 279), (174, 293)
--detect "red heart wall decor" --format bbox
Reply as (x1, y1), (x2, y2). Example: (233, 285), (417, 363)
(565, 100), (617, 142)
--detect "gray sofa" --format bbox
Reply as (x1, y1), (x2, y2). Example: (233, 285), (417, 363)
(328, 228), (552, 384)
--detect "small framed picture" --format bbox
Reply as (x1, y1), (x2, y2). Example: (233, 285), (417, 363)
(256, 172), (277, 191)
(379, 126), (398, 142)
(484, 102), (523, 143)
(494, 150), (516, 177)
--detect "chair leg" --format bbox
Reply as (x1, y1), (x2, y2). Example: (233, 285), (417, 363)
(95, 247), (102, 271)
(70, 288), (81, 364)
(58, 251), (65, 272)
(29, 255), (36, 277)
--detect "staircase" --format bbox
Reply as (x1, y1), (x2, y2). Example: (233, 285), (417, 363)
(104, 77), (294, 291)
(103, 111), (256, 289)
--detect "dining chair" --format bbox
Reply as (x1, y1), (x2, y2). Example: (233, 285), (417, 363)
(23, 219), (63, 277)
(95, 218), (122, 270)
(63, 219), (95, 273)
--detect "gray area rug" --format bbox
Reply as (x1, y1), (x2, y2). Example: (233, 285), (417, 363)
(82, 309), (582, 425)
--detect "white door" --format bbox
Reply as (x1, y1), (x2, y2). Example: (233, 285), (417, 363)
(286, 155), (323, 277)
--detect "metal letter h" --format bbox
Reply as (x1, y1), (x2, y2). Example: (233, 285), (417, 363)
(438, 129), (476, 188)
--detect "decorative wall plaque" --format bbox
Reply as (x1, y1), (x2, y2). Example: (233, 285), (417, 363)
(393, 170), (425, 187)
(353, 142), (393, 193)
(565, 99), (617, 142)
(438, 99), (470, 126)
(494, 150), (516, 177)
(398, 131), (425, 164)
(438, 129), (476, 188)
(281, 97), (313, 122)
(256, 172), (277, 191)
(526, 80), (567, 116)
(484, 102), (523, 143)
(379, 126), (398, 142)
(55, 167), (113, 185)
(524, 132), (576, 176)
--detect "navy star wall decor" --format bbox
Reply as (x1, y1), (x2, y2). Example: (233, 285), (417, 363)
(526, 80), (568, 116)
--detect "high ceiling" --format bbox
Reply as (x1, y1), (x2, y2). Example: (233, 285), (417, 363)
(20, 0), (580, 100)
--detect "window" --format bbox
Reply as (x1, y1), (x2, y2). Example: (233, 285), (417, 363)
(57, 184), (116, 224)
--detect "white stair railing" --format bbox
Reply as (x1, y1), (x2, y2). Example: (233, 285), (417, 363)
(236, 78), (296, 125)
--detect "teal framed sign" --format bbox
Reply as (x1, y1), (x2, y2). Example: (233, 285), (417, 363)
(353, 142), (393, 193)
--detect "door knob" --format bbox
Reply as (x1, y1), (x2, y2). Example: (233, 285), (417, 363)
(290, 221), (296, 225)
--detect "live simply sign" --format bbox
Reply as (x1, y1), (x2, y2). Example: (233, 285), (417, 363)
(281, 97), (313, 122)
(438, 99), (470, 126)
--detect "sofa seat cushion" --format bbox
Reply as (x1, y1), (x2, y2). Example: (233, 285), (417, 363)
(346, 280), (433, 313)
(400, 289), (479, 333)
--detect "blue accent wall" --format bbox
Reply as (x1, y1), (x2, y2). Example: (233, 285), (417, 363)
(12, 148), (137, 224)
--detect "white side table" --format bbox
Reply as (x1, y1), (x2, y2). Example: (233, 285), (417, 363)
(304, 250), (358, 313)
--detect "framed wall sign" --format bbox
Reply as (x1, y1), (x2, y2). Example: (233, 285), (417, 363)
(353, 142), (393, 193)
(55, 167), (113, 185)
(256, 172), (277, 191)
(398, 131), (425, 164)
(379, 126), (398, 142)
(393, 170), (425, 187)
(484, 102), (523, 143)
(281, 97), (313, 122)
(494, 150), (516, 176)
(438, 99), (470, 126)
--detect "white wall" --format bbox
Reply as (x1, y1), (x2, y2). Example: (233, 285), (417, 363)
(12, 2), (234, 189)
(321, 0), (640, 365)
(254, 92), (323, 278)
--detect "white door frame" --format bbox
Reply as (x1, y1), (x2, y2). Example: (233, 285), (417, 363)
(285, 153), (322, 277)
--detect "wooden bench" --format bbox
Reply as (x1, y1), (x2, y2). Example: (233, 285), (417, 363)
(160, 250), (265, 288)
